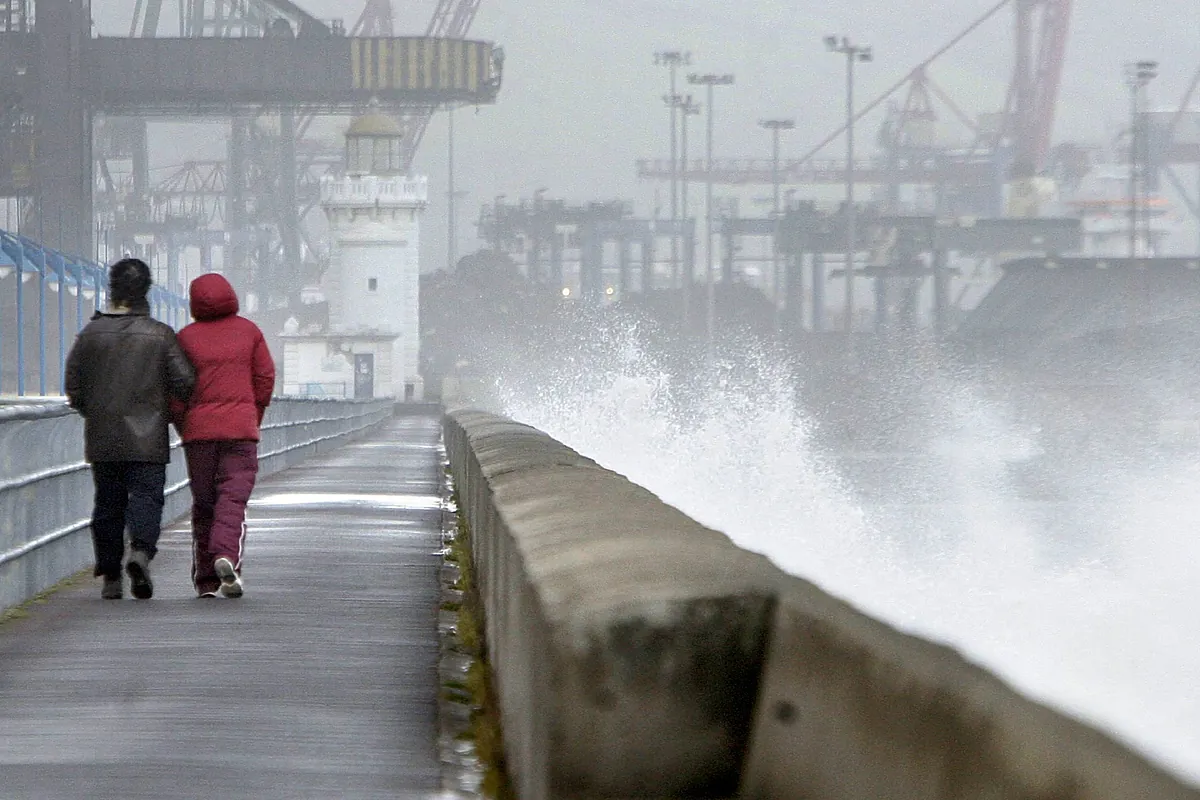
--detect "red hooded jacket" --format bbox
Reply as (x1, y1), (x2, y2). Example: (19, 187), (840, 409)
(171, 274), (275, 443)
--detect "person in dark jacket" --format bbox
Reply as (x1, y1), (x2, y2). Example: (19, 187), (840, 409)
(171, 273), (275, 598)
(65, 257), (196, 600)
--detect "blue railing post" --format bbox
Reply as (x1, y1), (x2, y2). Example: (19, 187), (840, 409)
(54, 251), (66, 394)
(2, 237), (187, 395)
(0, 233), (23, 396)
(0, 267), (4, 397)
(16, 239), (25, 396)
(36, 244), (47, 396)
(74, 259), (84, 332)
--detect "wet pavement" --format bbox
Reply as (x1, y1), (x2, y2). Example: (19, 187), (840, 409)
(0, 413), (447, 800)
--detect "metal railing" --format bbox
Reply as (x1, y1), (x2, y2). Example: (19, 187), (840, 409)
(635, 156), (998, 185)
(0, 396), (394, 611)
(0, 0), (30, 33)
(282, 382), (349, 398)
(320, 175), (429, 205)
(0, 228), (189, 396)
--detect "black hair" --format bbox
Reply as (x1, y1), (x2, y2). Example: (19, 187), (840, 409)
(108, 257), (152, 307)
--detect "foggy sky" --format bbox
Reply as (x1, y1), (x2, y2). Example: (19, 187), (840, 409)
(97, 1), (1200, 273)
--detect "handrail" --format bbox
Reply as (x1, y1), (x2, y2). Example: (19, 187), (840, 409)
(0, 400), (393, 576)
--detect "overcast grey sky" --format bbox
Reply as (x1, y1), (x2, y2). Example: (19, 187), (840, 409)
(97, 1), (1200, 271)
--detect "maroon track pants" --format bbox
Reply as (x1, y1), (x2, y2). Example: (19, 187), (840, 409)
(185, 440), (259, 593)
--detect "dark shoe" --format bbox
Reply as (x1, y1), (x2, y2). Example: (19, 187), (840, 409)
(214, 557), (243, 598)
(198, 590), (219, 599)
(126, 550), (154, 600)
(101, 577), (123, 600)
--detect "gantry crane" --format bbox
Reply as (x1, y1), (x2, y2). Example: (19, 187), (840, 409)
(99, 0), (487, 303)
(396, 0), (483, 171)
(1030, 0), (1072, 168)
(109, 0), (339, 296)
(130, 0), (334, 37)
(295, 0), (483, 168)
(638, 0), (1075, 215)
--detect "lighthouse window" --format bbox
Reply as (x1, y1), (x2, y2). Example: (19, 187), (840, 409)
(368, 278), (378, 292)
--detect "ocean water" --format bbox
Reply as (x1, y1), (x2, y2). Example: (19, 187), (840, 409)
(495, 326), (1200, 784)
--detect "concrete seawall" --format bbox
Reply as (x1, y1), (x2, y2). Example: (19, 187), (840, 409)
(444, 408), (1200, 800)
(0, 397), (393, 612)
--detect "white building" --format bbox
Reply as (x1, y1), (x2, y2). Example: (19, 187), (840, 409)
(1052, 165), (1183, 258)
(282, 105), (428, 400)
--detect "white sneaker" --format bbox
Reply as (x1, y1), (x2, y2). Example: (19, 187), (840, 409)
(214, 557), (244, 598)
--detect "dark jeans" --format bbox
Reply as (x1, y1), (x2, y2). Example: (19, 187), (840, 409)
(185, 440), (259, 592)
(91, 461), (168, 579)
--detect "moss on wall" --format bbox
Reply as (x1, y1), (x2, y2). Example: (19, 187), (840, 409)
(445, 489), (514, 800)
(0, 568), (89, 626)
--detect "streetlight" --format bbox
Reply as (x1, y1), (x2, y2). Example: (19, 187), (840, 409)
(530, 187), (549, 283)
(492, 194), (506, 252)
(656, 51), (691, 293)
(1125, 60), (1158, 258)
(447, 106), (457, 271)
(671, 93), (701, 326)
(687, 71), (734, 371)
(760, 118), (795, 328)
(825, 35), (872, 333)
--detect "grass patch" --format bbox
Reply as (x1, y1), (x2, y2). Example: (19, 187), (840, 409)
(0, 568), (89, 627)
(443, 687), (474, 704)
(446, 487), (514, 800)
(0, 607), (30, 624)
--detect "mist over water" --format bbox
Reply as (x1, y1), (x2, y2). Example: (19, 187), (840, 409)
(494, 320), (1200, 784)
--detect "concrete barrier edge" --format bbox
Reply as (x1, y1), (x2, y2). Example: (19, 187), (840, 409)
(444, 408), (1200, 800)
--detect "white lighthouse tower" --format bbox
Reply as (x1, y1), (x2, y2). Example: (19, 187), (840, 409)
(318, 103), (428, 399)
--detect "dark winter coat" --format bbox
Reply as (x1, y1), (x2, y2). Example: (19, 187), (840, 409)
(65, 304), (196, 463)
(172, 274), (275, 443)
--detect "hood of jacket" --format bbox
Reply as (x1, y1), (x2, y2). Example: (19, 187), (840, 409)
(190, 273), (239, 321)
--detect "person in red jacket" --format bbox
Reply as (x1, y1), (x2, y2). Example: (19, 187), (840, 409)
(172, 273), (275, 598)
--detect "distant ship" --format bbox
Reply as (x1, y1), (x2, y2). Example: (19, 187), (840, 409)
(1051, 165), (1185, 257)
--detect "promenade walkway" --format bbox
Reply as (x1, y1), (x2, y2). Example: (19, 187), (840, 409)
(0, 412), (447, 800)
